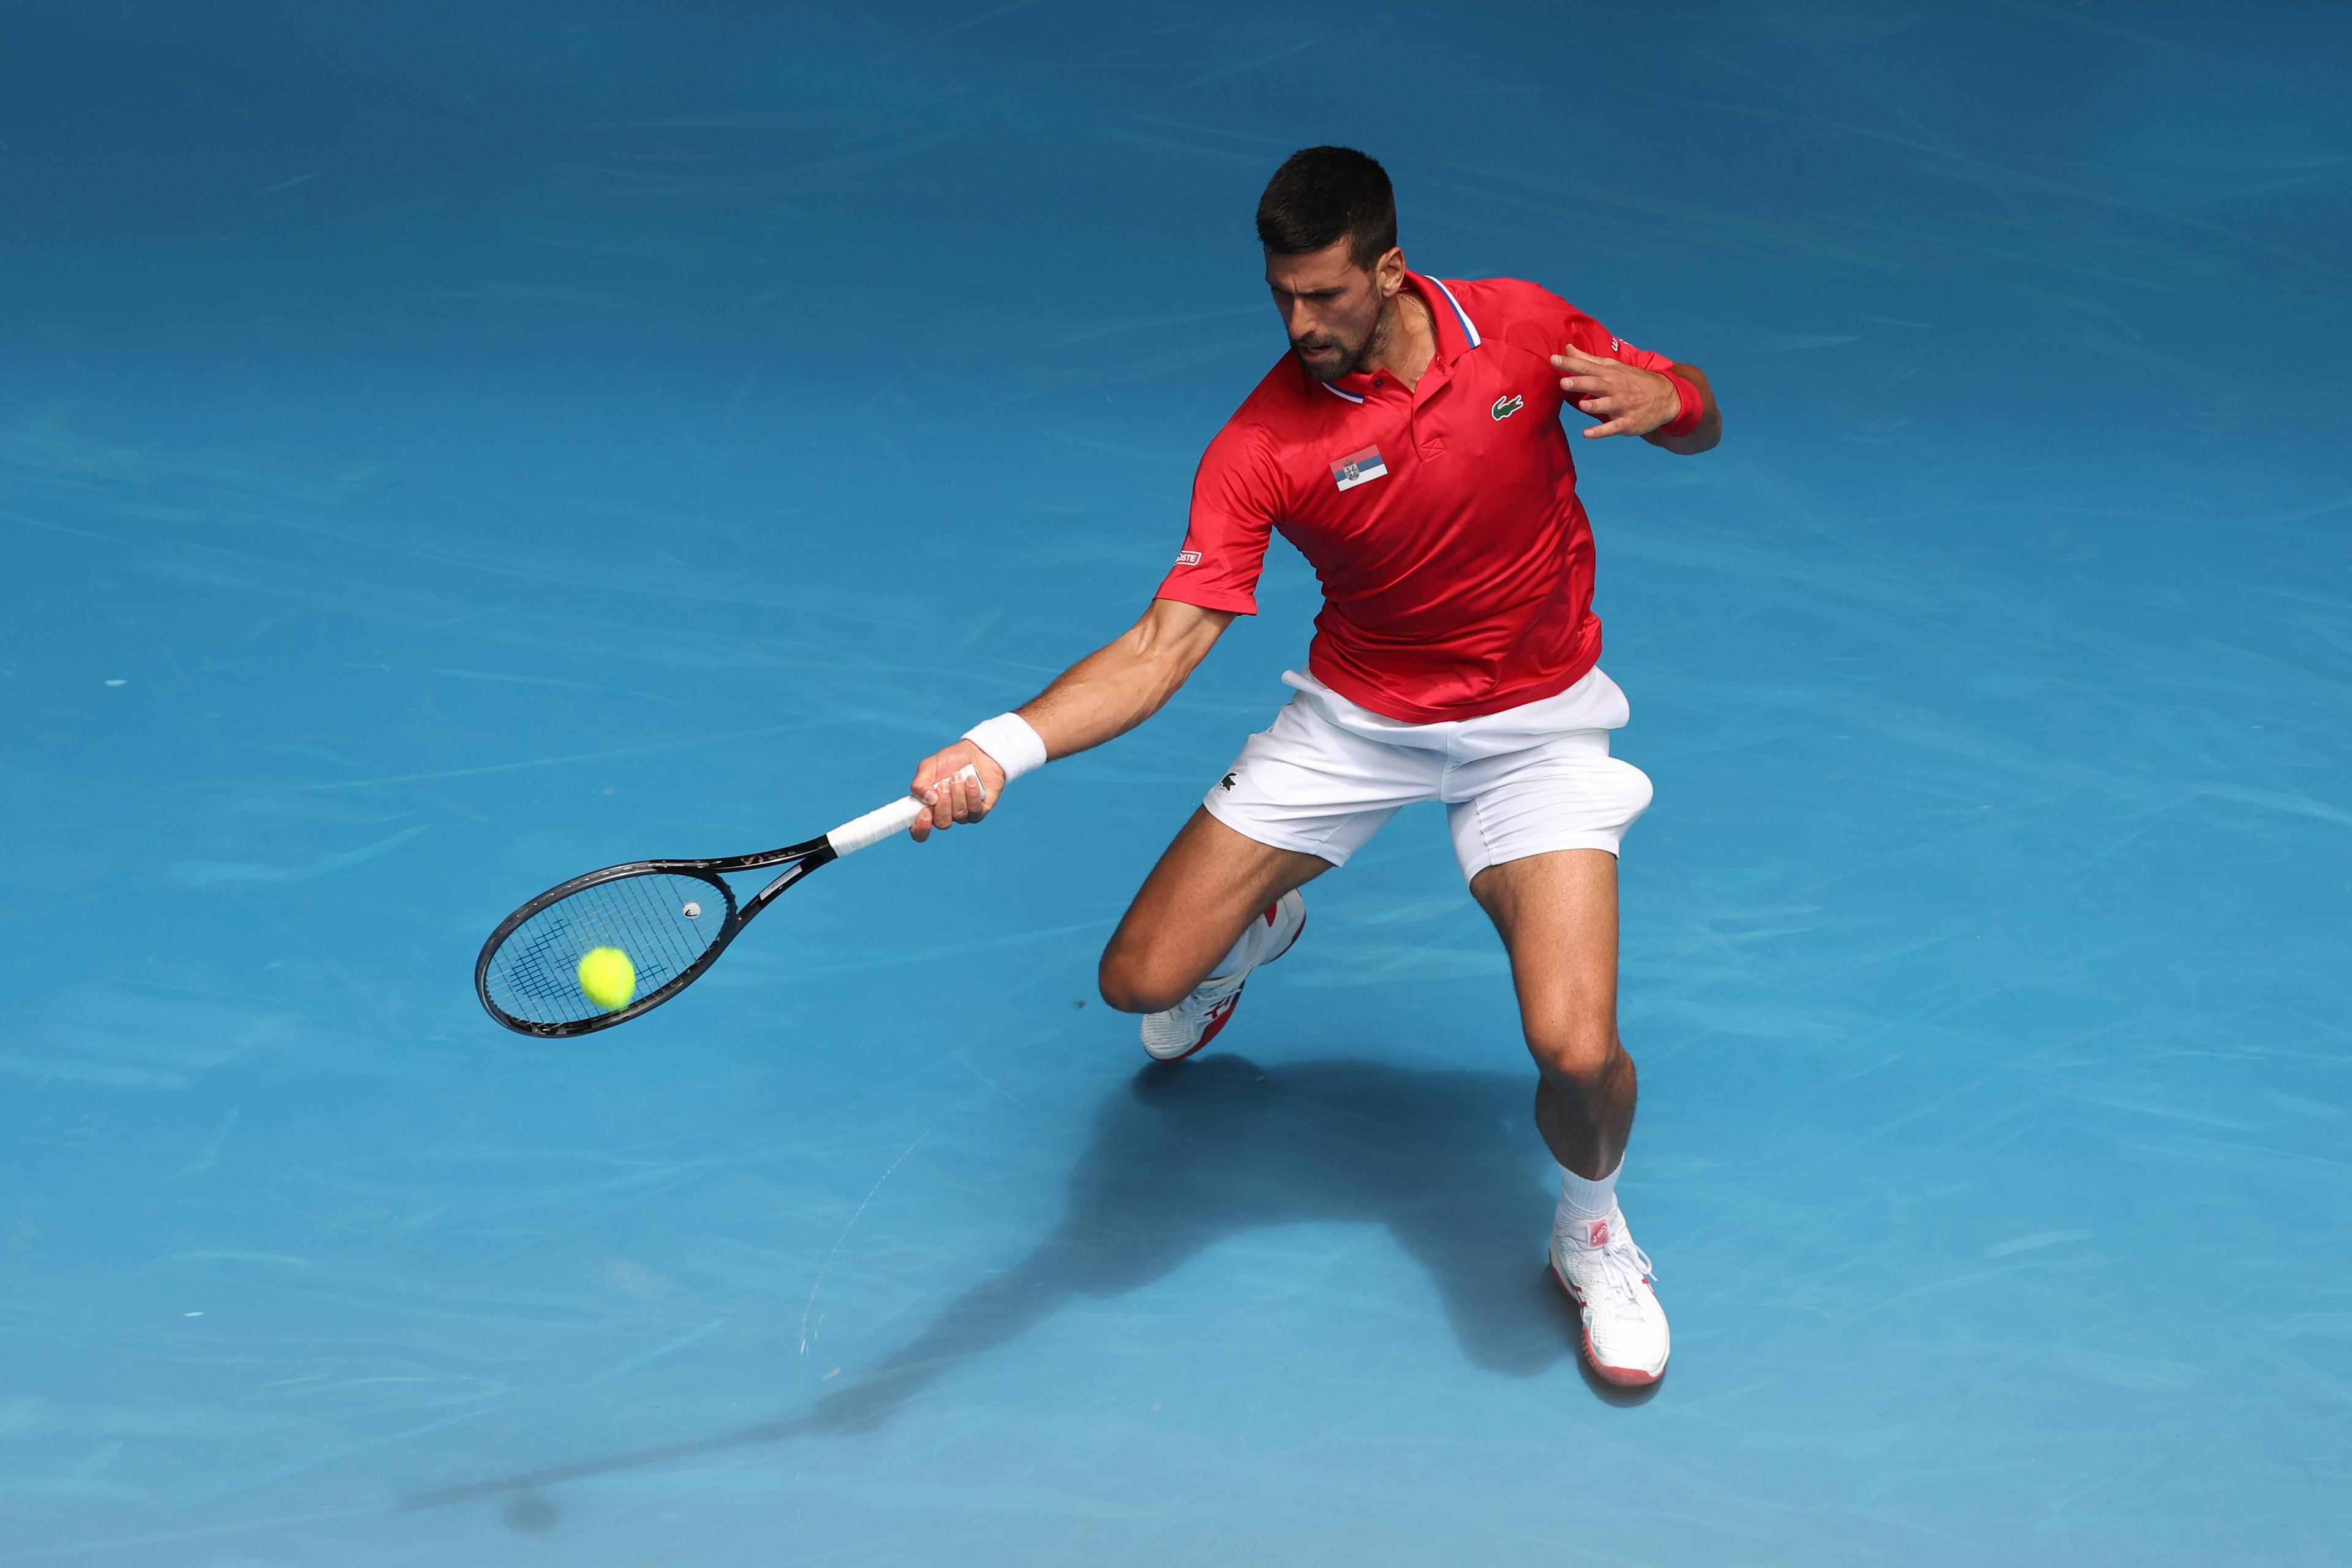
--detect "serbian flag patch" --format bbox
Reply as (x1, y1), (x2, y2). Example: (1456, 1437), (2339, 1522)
(1330, 445), (1387, 491)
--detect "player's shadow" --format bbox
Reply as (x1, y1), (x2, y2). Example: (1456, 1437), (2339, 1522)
(407, 1054), (1645, 1518)
(800, 1053), (1617, 1431)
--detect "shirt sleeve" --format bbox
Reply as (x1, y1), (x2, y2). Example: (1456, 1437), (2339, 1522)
(1559, 304), (1679, 373)
(1154, 421), (1281, 615)
(1493, 281), (1681, 374)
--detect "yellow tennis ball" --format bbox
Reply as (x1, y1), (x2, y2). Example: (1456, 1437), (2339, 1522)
(577, 946), (636, 1012)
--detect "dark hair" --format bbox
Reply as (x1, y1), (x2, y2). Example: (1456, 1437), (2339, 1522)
(1256, 146), (1396, 270)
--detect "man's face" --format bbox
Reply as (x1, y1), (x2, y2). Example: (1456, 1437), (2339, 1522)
(1266, 239), (1400, 383)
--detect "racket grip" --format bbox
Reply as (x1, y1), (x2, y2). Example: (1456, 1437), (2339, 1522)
(826, 796), (925, 857)
(825, 766), (984, 858)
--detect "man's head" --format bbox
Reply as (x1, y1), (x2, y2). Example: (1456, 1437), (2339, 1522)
(1256, 146), (1403, 383)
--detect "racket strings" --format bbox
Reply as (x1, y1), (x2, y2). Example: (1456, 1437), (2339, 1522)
(483, 872), (728, 1027)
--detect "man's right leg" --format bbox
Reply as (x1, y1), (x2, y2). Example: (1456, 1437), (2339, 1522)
(1103, 685), (1422, 1056)
(1098, 807), (1330, 1016)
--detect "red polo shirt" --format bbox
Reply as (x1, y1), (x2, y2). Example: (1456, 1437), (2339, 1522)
(1155, 271), (1679, 723)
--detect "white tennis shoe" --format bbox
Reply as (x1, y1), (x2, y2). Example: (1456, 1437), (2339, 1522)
(1549, 1207), (1670, 1385)
(1139, 889), (1306, 1062)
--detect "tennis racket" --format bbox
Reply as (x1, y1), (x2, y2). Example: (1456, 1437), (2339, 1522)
(474, 769), (974, 1037)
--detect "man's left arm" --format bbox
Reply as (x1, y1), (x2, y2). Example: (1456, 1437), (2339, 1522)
(1551, 345), (1722, 455)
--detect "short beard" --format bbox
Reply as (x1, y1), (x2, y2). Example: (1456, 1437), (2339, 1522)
(1291, 296), (1395, 385)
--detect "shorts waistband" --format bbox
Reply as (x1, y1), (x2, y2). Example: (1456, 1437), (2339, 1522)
(1282, 667), (1626, 758)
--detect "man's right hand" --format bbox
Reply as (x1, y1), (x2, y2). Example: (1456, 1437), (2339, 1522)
(907, 742), (1009, 842)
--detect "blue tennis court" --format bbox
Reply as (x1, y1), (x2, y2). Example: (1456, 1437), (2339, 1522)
(4, 4), (2346, 1562)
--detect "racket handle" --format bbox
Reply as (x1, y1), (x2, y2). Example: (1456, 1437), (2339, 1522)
(826, 796), (925, 857)
(825, 766), (984, 858)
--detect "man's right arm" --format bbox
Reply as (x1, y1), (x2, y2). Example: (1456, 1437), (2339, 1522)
(906, 597), (1234, 840)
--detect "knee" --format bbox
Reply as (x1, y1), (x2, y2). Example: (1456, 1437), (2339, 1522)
(1098, 941), (1190, 1015)
(1525, 1019), (1623, 1088)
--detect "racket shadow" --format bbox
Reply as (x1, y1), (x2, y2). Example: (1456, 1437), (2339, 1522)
(405, 1052), (1594, 1513)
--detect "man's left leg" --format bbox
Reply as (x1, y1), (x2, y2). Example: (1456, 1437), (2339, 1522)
(1471, 848), (1669, 1385)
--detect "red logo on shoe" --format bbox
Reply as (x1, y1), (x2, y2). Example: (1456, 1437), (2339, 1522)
(1587, 1219), (1610, 1248)
(1187, 990), (1245, 1055)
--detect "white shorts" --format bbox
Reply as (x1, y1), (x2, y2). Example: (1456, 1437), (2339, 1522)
(1201, 667), (1654, 885)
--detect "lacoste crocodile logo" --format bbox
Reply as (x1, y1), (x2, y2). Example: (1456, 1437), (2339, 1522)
(1219, 771), (1238, 791)
(1491, 394), (1524, 420)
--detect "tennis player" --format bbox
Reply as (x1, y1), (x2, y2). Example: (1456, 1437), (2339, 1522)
(905, 146), (1719, 1386)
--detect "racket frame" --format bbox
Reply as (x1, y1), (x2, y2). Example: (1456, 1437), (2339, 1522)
(473, 783), (948, 1038)
(473, 835), (837, 1038)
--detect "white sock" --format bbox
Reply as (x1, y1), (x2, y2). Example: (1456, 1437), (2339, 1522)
(1555, 1157), (1622, 1230)
(1205, 918), (1260, 980)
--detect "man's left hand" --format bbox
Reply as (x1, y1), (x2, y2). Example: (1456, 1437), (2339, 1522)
(1550, 345), (1679, 439)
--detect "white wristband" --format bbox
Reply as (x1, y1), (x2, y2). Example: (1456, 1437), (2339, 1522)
(962, 712), (1049, 783)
